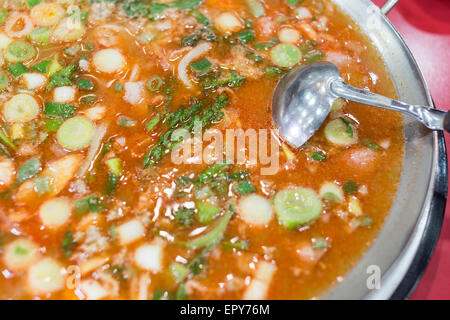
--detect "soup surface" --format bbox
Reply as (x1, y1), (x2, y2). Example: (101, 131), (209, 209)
(0, 0), (403, 300)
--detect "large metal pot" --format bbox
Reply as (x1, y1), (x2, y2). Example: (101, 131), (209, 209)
(322, 0), (448, 299)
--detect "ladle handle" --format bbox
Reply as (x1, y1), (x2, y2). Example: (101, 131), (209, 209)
(330, 79), (449, 132)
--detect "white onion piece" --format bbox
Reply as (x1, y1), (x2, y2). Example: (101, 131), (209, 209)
(237, 194), (273, 226)
(5, 13), (33, 38)
(214, 12), (243, 34)
(243, 261), (277, 300)
(278, 28), (301, 44)
(0, 158), (15, 191)
(77, 123), (108, 178)
(3, 238), (39, 271)
(80, 279), (109, 300)
(93, 49), (126, 74)
(116, 219), (145, 245)
(27, 258), (66, 295)
(295, 7), (312, 20)
(123, 81), (145, 105)
(82, 105), (106, 121)
(134, 243), (163, 273)
(177, 42), (212, 88)
(23, 73), (48, 90)
(53, 86), (77, 103)
(39, 197), (72, 228)
(0, 33), (12, 49)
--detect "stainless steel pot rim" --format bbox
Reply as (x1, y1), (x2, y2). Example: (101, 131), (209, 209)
(320, 0), (448, 300)
(365, 4), (447, 299)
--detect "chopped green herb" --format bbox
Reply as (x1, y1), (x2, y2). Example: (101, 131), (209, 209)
(234, 180), (256, 195)
(117, 116), (136, 127)
(8, 63), (28, 78)
(113, 82), (123, 92)
(80, 95), (96, 104)
(174, 207), (195, 227)
(44, 102), (76, 118)
(61, 230), (76, 258)
(343, 180), (358, 195)
(264, 66), (284, 78)
(236, 30), (255, 44)
(203, 72), (245, 89)
(48, 63), (76, 88)
(77, 78), (94, 91)
(311, 152), (327, 161)
(31, 60), (51, 73)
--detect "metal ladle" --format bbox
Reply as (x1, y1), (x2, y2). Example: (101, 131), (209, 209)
(271, 61), (450, 148)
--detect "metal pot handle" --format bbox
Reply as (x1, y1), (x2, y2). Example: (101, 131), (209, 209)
(381, 0), (400, 15)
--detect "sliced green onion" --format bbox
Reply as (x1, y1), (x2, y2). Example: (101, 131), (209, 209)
(17, 157), (41, 184)
(222, 239), (249, 251)
(319, 182), (344, 203)
(29, 28), (50, 45)
(312, 237), (328, 249)
(190, 58), (212, 74)
(74, 195), (104, 216)
(274, 187), (322, 229)
(25, 0), (42, 8)
(5, 41), (37, 63)
(169, 263), (190, 283)
(324, 118), (357, 146)
(245, 0), (265, 18)
(106, 173), (119, 195)
(264, 66), (284, 78)
(270, 44), (302, 68)
(32, 175), (51, 195)
(191, 10), (210, 26)
(57, 116), (95, 150)
(8, 63), (28, 78)
(146, 76), (163, 92)
(146, 115), (160, 131)
(0, 130), (16, 150)
(44, 117), (63, 132)
(361, 138), (380, 151)
(196, 201), (221, 224)
(106, 158), (122, 176)
(185, 206), (234, 249)
(3, 94), (40, 123)
(0, 71), (9, 90)
(44, 102), (76, 119)
(0, 9), (7, 24)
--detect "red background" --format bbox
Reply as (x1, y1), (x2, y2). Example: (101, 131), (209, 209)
(372, 0), (450, 299)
